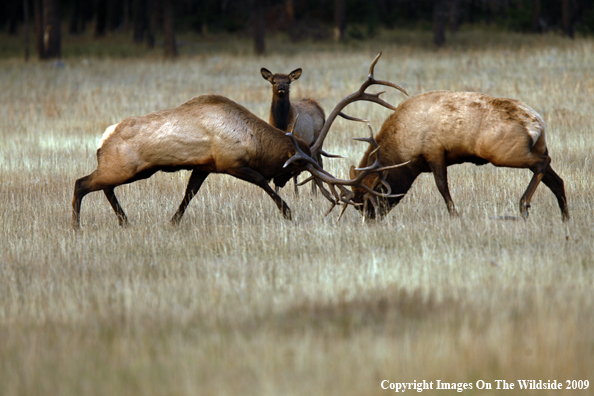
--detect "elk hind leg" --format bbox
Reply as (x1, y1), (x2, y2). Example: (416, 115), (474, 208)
(73, 174), (95, 230)
(171, 170), (209, 225)
(229, 166), (292, 220)
(104, 187), (128, 227)
(73, 165), (140, 229)
(519, 156), (551, 220)
(541, 164), (570, 221)
(73, 172), (124, 229)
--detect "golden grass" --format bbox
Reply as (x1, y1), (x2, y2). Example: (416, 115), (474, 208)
(1, 32), (593, 395)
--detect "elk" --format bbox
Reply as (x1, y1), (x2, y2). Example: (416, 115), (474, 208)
(345, 90), (569, 222)
(260, 67), (325, 194)
(72, 53), (407, 229)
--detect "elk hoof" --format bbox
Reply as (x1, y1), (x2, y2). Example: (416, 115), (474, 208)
(282, 209), (292, 221)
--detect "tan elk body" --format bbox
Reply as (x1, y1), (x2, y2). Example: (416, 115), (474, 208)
(72, 95), (312, 229)
(349, 91), (569, 221)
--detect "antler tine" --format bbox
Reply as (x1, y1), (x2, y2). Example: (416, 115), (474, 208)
(319, 149), (344, 159)
(283, 115), (320, 169)
(362, 194), (381, 223)
(296, 174), (315, 187)
(309, 52), (408, 159)
(317, 111), (369, 159)
(338, 112), (368, 123)
(367, 52), (408, 96)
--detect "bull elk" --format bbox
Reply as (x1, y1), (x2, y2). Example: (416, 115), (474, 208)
(71, 53), (407, 229)
(346, 91), (569, 222)
(260, 67), (325, 194)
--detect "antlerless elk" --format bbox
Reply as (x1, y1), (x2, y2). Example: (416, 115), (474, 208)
(260, 67), (325, 194)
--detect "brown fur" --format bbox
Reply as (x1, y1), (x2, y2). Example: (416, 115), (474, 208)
(261, 67), (326, 194)
(72, 94), (312, 229)
(260, 68), (325, 145)
(350, 91), (569, 221)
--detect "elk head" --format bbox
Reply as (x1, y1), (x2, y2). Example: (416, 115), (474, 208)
(261, 67), (302, 99)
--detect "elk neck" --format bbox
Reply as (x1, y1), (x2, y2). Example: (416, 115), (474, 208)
(360, 137), (419, 200)
(270, 92), (292, 131)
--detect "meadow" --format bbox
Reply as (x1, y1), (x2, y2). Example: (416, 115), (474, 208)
(1, 30), (593, 395)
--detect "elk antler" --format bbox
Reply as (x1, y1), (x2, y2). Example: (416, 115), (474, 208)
(309, 51), (408, 160)
(285, 122), (409, 220)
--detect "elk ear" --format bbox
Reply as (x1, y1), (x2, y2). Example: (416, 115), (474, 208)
(349, 165), (357, 179)
(261, 68), (273, 83)
(288, 68), (302, 82)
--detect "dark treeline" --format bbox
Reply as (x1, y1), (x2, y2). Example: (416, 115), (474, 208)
(2, 0), (594, 59)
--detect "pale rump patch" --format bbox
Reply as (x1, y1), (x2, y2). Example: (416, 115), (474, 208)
(97, 123), (118, 149)
(518, 102), (544, 147)
(526, 123), (543, 147)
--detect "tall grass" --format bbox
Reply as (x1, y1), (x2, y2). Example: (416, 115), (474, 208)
(1, 32), (593, 395)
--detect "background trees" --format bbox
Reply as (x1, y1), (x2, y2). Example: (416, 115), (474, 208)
(2, 0), (594, 59)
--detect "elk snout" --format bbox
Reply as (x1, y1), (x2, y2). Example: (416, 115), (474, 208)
(276, 84), (289, 96)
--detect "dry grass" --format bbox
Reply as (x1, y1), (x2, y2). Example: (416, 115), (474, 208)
(1, 32), (593, 395)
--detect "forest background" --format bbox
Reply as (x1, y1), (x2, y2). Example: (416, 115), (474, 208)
(2, 0), (594, 59)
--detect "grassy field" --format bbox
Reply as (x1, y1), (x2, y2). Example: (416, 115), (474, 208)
(1, 30), (593, 395)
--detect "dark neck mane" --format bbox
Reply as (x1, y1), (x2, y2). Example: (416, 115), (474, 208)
(360, 146), (419, 211)
(271, 95), (292, 131)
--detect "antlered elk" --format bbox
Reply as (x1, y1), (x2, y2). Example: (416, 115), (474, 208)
(72, 53), (406, 229)
(261, 67), (325, 194)
(347, 91), (570, 221)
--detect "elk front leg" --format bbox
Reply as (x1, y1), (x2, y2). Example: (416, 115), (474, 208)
(293, 175), (300, 197)
(430, 160), (458, 217)
(171, 170), (209, 225)
(229, 166), (292, 220)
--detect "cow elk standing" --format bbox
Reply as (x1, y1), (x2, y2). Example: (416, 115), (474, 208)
(346, 91), (569, 222)
(72, 53), (406, 229)
(261, 67), (325, 194)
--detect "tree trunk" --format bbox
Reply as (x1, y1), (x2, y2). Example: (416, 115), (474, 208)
(448, 0), (461, 34)
(433, 0), (447, 47)
(24, 0), (30, 60)
(121, 0), (130, 32)
(285, 0), (294, 25)
(253, 0), (265, 55)
(69, 0), (82, 34)
(334, 0), (345, 41)
(95, 0), (107, 37)
(285, 0), (295, 38)
(7, 0), (21, 35)
(35, 0), (61, 59)
(532, 0), (541, 33)
(147, 0), (157, 49)
(133, 0), (145, 42)
(561, 0), (574, 38)
(163, 0), (178, 58)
